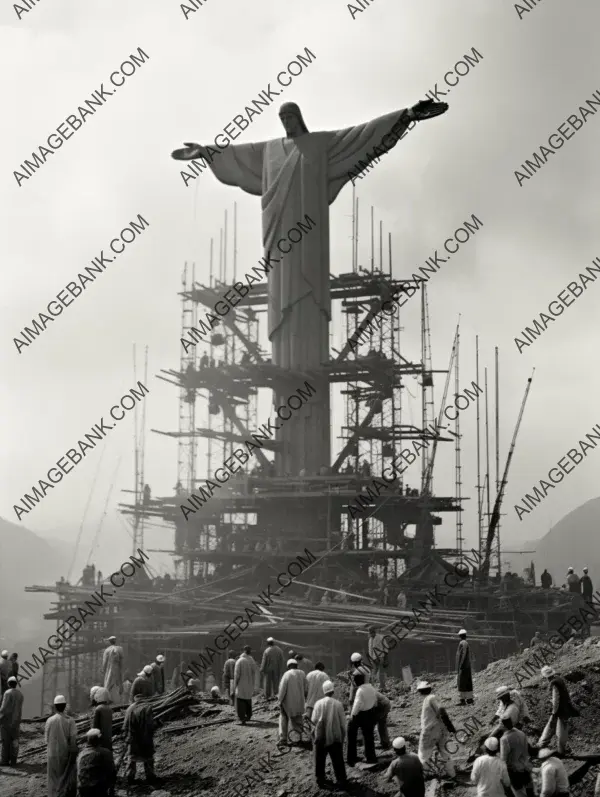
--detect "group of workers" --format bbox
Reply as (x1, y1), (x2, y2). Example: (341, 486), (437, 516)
(539, 566), (594, 599)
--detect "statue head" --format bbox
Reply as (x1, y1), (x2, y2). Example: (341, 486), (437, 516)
(279, 102), (308, 137)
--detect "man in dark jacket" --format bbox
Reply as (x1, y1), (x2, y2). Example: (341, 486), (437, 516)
(0, 677), (24, 766)
(456, 630), (473, 705)
(538, 666), (579, 755)
(123, 694), (160, 786)
(581, 567), (594, 601)
(91, 688), (112, 751)
(540, 569), (553, 589)
(130, 666), (154, 702)
(76, 728), (116, 797)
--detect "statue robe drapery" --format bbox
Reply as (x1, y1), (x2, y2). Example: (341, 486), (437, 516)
(204, 109), (411, 475)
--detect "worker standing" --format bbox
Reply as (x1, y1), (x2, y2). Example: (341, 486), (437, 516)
(278, 658), (307, 745)
(45, 695), (78, 797)
(456, 629), (474, 705)
(311, 679), (348, 788)
(566, 567), (580, 594)
(233, 645), (258, 725)
(538, 666), (579, 755)
(130, 666), (154, 702)
(541, 569), (553, 590)
(368, 626), (387, 689)
(348, 652), (371, 704)
(500, 716), (532, 797)
(295, 652), (313, 675)
(531, 631), (542, 648)
(260, 638), (285, 700)
(0, 652), (10, 697)
(102, 636), (124, 705)
(91, 688), (113, 751)
(471, 737), (511, 796)
(0, 677), (24, 767)
(374, 689), (391, 750)
(150, 654), (166, 695)
(8, 654), (18, 682)
(305, 662), (329, 721)
(347, 673), (378, 767)
(581, 567), (593, 601)
(416, 680), (456, 778)
(538, 748), (570, 797)
(223, 650), (237, 704)
(76, 728), (116, 797)
(383, 737), (425, 797)
(123, 694), (160, 787)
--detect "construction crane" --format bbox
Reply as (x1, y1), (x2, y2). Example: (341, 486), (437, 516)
(480, 371), (534, 581)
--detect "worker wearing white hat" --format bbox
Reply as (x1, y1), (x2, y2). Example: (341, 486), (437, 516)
(76, 726), (116, 797)
(348, 652), (371, 704)
(415, 681), (456, 778)
(278, 658), (307, 745)
(566, 567), (581, 594)
(538, 748), (569, 796)
(0, 651), (11, 698)
(311, 679), (347, 787)
(150, 653), (166, 695)
(0, 676), (23, 766)
(456, 629), (474, 706)
(102, 635), (124, 704)
(538, 666), (578, 755)
(488, 685), (522, 741)
(471, 737), (511, 796)
(383, 737), (425, 796)
(129, 666), (154, 703)
(305, 662), (330, 721)
(260, 637), (285, 700)
(45, 695), (77, 797)
(91, 687), (113, 751)
(581, 567), (593, 601)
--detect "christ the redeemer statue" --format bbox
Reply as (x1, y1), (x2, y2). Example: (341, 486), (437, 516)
(172, 99), (448, 477)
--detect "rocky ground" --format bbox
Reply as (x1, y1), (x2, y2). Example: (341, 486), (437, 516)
(3, 638), (600, 797)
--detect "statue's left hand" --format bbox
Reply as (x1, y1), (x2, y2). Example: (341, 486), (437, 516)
(411, 99), (449, 121)
(171, 142), (206, 161)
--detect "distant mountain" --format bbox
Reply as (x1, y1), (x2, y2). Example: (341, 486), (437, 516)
(505, 497), (600, 585)
(0, 516), (66, 716)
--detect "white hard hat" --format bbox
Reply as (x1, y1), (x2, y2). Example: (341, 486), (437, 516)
(143, 665), (153, 675)
(568, 567), (574, 573)
(7, 676), (17, 686)
(350, 652), (362, 663)
(392, 737), (406, 750)
(266, 637), (274, 643)
(541, 666), (555, 678)
(495, 685), (510, 697)
(54, 695), (67, 705)
(416, 680), (431, 691)
(584, 567), (589, 573)
(95, 688), (110, 703)
(210, 685), (220, 694)
(458, 629), (467, 636)
(90, 685), (101, 701)
(0, 651), (8, 658)
(322, 680), (334, 694)
(156, 654), (165, 663)
(86, 728), (102, 739)
(538, 748), (554, 760)
(108, 635), (116, 642)
(484, 737), (499, 752)
(287, 658), (298, 667)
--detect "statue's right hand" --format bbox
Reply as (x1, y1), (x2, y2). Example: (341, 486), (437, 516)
(171, 142), (205, 161)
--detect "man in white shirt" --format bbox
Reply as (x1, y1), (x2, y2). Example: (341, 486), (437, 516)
(416, 681), (456, 778)
(347, 673), (378, 767)
(311, 680), (348, 788)
(305, 663), (329, 721)
(471, 737), (511, 796)
(538, 748), (569, 797)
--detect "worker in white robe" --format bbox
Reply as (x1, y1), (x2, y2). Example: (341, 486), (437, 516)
(278, 659), (307, 745)
(233, 645), (258, 724)
(45, 695), (78, 797)
(416, 680), (456, 778)
(305, 662), (329, 720)
(102, 636), (124, 704)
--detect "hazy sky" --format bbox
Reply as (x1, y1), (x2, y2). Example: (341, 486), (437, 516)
(1, 0), (599, 577)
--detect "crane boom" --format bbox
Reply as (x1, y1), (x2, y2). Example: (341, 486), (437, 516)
(480, 371), (534, 580)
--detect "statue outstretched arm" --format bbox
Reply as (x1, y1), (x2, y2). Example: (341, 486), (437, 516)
(171, 140), (265, 196)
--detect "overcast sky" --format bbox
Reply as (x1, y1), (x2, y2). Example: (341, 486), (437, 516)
(1, 0), (599, 577)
